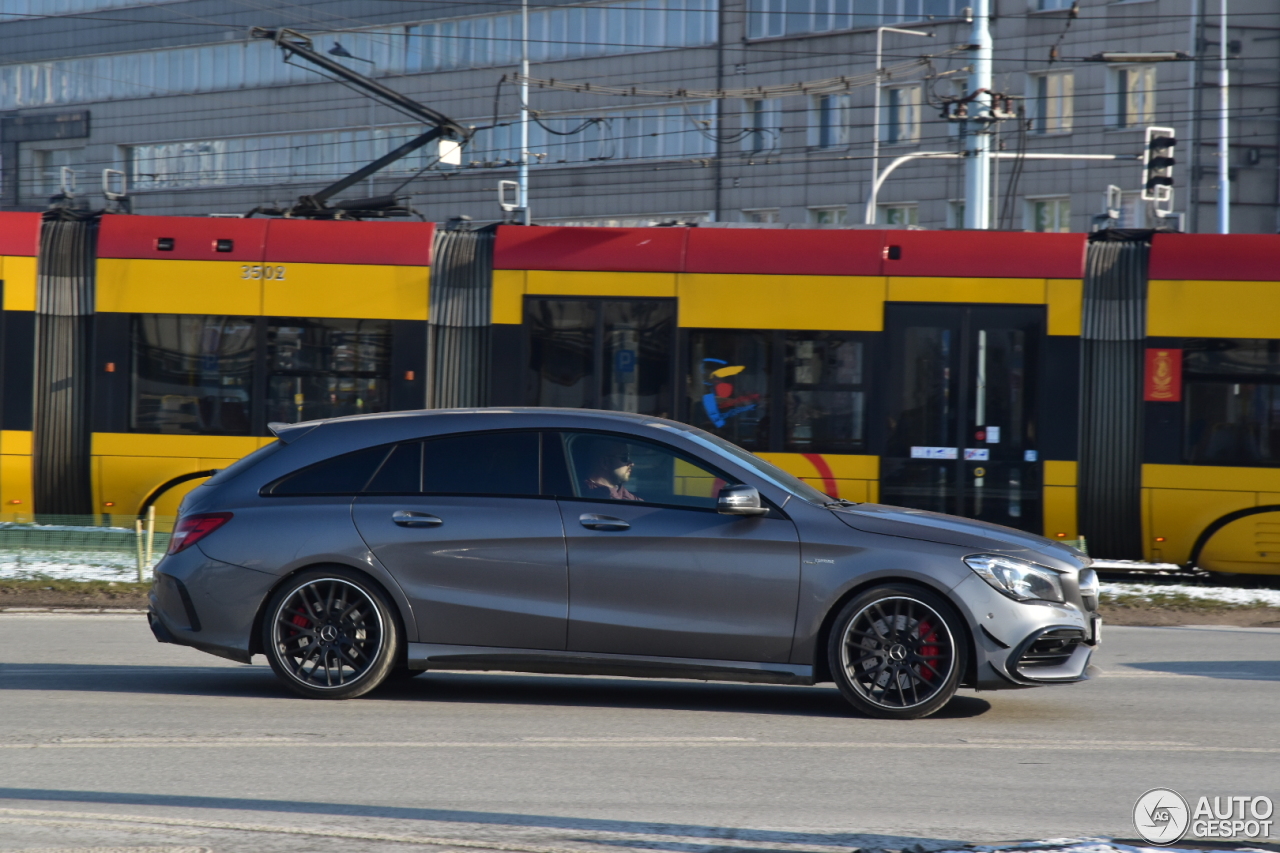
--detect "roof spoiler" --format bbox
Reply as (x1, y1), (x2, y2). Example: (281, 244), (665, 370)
(268, 421), (321, 444)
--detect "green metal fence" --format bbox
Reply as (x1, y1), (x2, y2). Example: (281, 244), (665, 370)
(0, 513), (174, 582)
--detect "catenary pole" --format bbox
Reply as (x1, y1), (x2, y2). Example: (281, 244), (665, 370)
(1217, 0), (1229, 233)
(519, 0), (531, 225)
(963, 0), (993, 229)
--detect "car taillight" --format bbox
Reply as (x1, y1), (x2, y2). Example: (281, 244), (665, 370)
(167, 512), (233, 555)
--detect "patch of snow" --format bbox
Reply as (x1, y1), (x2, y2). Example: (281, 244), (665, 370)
(1101, 582), (1280, 607)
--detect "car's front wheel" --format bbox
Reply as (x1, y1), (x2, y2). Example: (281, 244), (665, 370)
(827, 585), (966, 720)
(262, 568), (400, 699)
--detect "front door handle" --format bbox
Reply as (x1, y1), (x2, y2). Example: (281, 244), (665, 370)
(393, 510), (443, 528)
(579, 513), (629, 531)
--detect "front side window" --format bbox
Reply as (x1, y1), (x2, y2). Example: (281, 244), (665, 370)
(559, 431), (735, 510)
(1184, 339), (1280, 466)
(687, 330), (771, 451)
(785, 333), (867, 453)
(132, 314), (255, 435)
(267, 318), (391, 425)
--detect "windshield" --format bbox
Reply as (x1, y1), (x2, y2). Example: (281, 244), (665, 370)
(654, 423), (835, 506)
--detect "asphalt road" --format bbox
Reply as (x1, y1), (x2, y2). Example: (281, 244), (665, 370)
(1, 613), (1277, 853)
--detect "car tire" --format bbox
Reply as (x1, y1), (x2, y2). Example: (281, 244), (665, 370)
(827, 584), (967, 720)
(262, 567), (401, 700)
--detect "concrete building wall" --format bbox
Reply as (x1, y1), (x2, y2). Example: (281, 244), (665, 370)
(1, 0), (1275, 232)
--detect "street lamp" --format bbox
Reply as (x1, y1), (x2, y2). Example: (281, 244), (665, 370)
(866, 27), (934, 225)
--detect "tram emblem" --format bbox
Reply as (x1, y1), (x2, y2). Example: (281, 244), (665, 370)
(1144, 348), (1183, 402)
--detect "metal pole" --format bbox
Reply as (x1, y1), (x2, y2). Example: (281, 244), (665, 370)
(865, 27), (933, 225)
(145, 504), (156, 570)
(519, 0), (531, 225)
(134, 520), (145, 583)
(1187, 0), (1200, 231)
(1217, 0), (1229, 234)
(963, 0), (993, 229)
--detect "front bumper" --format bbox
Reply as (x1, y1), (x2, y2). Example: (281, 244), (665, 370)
(951, 573), (1099, 689)
(148, 545), (278, 664)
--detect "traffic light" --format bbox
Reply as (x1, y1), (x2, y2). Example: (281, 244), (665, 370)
(1142, 126), (1176, 202)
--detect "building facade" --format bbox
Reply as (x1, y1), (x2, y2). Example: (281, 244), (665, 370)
(0, 0), (1275, 232)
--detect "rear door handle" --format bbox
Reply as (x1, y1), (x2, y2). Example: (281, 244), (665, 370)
(393, 510), (443, 528)
(579, 513), (629, 531)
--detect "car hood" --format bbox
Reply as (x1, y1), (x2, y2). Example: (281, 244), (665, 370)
(832, 503), (1087, 569)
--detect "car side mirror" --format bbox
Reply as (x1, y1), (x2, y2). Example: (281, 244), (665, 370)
(717, 484), (769, 517)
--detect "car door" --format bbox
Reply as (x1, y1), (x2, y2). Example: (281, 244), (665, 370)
(553, 430), (801, 663)
(352, 430), (568, 650)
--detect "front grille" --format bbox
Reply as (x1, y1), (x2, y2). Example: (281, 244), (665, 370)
(1017, 628), (1084, 669)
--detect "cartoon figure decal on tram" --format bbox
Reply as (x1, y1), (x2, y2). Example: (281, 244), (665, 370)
(698, 360), (758, 428)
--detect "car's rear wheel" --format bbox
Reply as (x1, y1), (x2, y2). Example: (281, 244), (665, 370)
(827, 585), (966, 720)
(262, 568), (400, 699)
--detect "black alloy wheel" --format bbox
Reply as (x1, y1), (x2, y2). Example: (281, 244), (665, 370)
(828, 585), (966, 720)
(262, 568), (400, 699)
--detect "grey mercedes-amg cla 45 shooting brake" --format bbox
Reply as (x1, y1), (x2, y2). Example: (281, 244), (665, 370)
(149, 408), (1100, 719)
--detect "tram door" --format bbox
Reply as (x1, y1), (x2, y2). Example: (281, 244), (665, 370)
(881, 304), (1043, 533)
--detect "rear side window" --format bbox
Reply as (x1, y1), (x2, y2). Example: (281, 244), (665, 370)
(363, 431), (542, 497)
(424, 432), (539, 496)
(205, 441), (281, 487)
(266, 445), (391, 496)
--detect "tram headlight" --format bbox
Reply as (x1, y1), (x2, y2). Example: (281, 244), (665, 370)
(964, 554), (1065, 603)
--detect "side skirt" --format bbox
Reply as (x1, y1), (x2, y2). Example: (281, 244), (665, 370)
(406, 643), (815, 686)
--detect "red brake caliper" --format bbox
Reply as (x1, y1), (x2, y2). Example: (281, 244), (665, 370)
(290, 612), (310, 639)
(916, 619), (938, 682)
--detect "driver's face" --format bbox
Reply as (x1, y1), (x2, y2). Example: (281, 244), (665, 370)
(603, 451), (634, 483)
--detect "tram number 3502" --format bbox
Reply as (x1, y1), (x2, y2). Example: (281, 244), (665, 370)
(240, 264), (288, 280)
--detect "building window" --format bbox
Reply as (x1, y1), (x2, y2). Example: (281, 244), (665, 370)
(882, 85), (921, 144)
(1030, 71), (1073, 134)
(0, 0), (719, 110)
(31, 147), (85, 199)
(266, 319), (392, 425)
(785, 333), (867, 453)
(878, 204), (919, 226)
(747, 0), (961, 39)
(1184, 339), (1280, 466)
(1027, 197), (1071, 232)
(808, 207), (848, 225)
(687, 330), (771, 451)
(1032, 0), (1074, 9)
(742, 99), (782, 153)
(1110, 65), (1157, 128)
(744, 208), (781, 223)
(810, 94), (851, 148)
(132, 315), (256, 435)
(947, 200), (966, 228)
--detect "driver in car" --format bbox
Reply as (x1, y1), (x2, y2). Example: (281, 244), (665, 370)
(582, 440), (643, 501)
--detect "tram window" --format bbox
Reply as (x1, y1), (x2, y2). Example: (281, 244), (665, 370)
(525, 298), (676, 416)
(266, 319), (391, 425)
(785, 333), (866, 453)
(687, 330), (771, 451)
(131, 314), (255, 435)
(527, 299), (596, 410)
(1184, 339), (1280, 466)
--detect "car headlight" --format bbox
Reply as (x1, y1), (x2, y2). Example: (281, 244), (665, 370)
(964, 554), (1065, 603)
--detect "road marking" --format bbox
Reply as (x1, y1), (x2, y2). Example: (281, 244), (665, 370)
(0, 740), (1275, 753)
